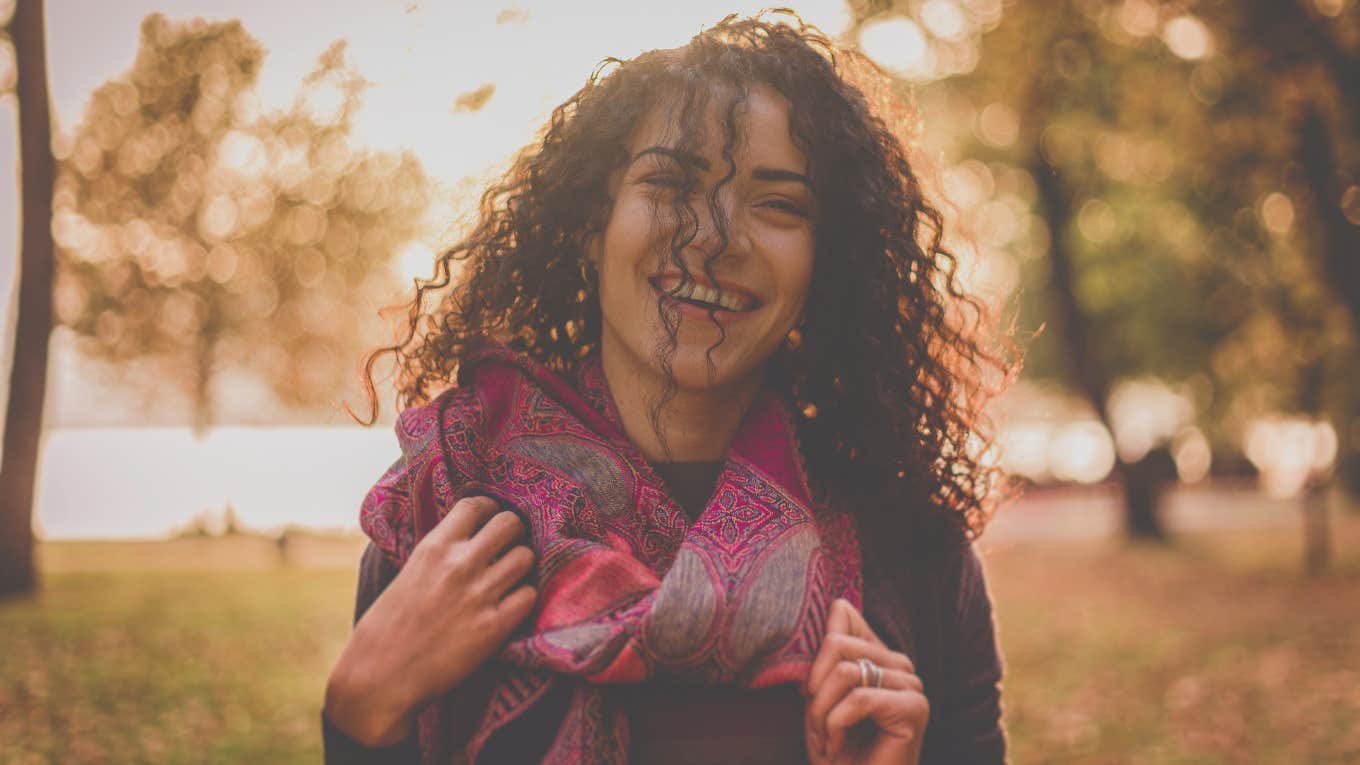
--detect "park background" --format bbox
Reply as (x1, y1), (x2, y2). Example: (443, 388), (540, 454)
(2, 0), (1358, 762)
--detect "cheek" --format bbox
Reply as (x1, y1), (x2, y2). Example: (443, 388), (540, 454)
(601, 196), (662, 264)
(772, 236), (816, 319)
(597, 207), (674, 328)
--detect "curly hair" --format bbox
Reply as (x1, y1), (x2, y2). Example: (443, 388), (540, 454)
(356, 11), (1019, 551)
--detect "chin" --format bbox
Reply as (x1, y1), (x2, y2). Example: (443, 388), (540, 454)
(662, 340), (765, 393)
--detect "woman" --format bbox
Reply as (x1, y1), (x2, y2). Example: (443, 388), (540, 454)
(324, 13), (1014, 765)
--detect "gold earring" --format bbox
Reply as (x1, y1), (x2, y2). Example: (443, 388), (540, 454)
(783, 314), (799, 351)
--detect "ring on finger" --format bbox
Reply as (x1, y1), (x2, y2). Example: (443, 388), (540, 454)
(857, 657), (884, 689)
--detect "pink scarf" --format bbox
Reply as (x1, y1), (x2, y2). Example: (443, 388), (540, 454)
(361, 344), (862, 763)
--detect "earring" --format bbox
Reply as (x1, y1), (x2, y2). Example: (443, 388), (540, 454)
(785, 324), (804, 351)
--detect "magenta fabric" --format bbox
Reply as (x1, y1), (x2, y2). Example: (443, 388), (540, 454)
(360, 344), (862, 764)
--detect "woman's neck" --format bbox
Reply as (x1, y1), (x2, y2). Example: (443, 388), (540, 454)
(600, 343), (761, 464)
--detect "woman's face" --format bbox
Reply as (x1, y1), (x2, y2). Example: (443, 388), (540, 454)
(589, 83), (816, 394)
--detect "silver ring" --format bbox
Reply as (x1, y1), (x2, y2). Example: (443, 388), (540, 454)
(857, 657), (883, 689)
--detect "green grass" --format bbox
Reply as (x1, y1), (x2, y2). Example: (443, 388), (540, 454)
(3, 517), (1359, 764)
(0, 568), (356, 765)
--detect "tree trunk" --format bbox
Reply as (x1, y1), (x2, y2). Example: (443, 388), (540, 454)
(1302, 482), (1331, 576)
(1296, 105), (1360, 341)
(0, 0), (56, 599)
(1296, 334), (1331, 574)
(1123, 474), (1163, 539)
(1011, 6), (1170, 541)
(191, 330), (214, 438)
(1029, 149), (1168, 541)
(1124, 448), (1176, 539)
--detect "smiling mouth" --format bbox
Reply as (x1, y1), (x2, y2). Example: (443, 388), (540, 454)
(649, 276), (762, 313)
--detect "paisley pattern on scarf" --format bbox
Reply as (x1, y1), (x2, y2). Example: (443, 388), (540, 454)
(360, 343), (862, 764)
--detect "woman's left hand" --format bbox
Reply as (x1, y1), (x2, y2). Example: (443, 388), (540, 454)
(803, 598), (930, 764)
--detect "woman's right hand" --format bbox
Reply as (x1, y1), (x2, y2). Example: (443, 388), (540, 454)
(323, 496), (538, 746)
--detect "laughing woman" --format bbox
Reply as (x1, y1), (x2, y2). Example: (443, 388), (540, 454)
(323, 13), (1015, 765)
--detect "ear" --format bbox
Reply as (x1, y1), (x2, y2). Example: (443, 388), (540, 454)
(582, 231), (603, 268)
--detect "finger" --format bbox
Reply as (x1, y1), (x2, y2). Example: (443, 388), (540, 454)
(808, 632), (916, 696)
(807, 658), (860, 749)
(431, 496), (500, 542)
(805, 600), (854, 696)
(828, 597), (853, 636)
(468, 510), (526, 564)
(806, 660), (922, 743)
(480, 544), (535, 600)
(825, 687), (928, 758)
(842, 600), (884, 646)
(494, 584), (538, 633)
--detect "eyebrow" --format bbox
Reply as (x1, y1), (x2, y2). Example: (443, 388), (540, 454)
(632, 146), (710, 171)
(632, 146), (812, 189)
(752, 167), (812, 188)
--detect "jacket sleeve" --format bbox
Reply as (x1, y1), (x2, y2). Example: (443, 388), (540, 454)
(321, 543), (421, 764)
(919, 543), (1008, 764)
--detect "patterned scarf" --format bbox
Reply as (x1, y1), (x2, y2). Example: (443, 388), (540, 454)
(361, 343), (862, 764)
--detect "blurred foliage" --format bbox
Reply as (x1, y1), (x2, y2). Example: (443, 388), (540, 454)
(848, 0), (1360, 469)
(50, 15), (431, 431)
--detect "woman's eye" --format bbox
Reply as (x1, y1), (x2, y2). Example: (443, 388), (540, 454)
(642, 173), (685, 189)
(761, 199), (809, 218)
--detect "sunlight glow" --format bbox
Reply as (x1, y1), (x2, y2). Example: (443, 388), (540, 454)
(998, 423), (1054, 482)
(858, 16), (931, 78)
(1314, 0), (1346, 17)
(1171, 426), (1212, 483)
(1342, 185), (1360, 225)
(920, 0), (967, 41)
(216, 130), (268, 177)
(1260, 192), (1296, 236)
(1049, 421), (1117, 484)
(1107, 379), (1196, 464)
(1117, 0), (1159, 38)
(1162, 15), (1213, 61)
(976, 102), (1019, 147)
(398, 240), (436, 284)
(1244, 418), (1337, 498)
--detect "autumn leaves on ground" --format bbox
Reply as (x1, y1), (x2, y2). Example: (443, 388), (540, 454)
(2, 510), (1357, 765)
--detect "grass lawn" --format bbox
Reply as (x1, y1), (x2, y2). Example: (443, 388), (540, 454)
(3, 513), (1358, 764)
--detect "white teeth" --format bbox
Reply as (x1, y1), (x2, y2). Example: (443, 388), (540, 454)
(667, 281), (749, 311)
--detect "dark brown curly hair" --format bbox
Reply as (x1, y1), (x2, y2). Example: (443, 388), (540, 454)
(356, 11), (1019, 551)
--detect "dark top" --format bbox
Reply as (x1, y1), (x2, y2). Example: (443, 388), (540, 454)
(323, 462), (1007, 764)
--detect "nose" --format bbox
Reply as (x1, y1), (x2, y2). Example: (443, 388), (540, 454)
(680, 186), (752, 265)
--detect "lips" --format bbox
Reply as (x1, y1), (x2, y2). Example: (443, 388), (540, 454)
(648, 273), (763, 313)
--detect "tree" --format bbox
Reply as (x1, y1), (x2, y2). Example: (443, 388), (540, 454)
(51, 15), (431, 433)
(1200, 0), (1360, 571)
(845, 0), (1359, 546)
(1, 0), (56, 599)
